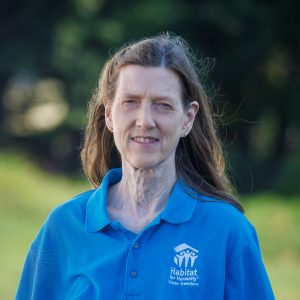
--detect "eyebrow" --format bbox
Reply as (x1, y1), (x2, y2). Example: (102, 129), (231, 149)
(122, 93), (175, 102)
(122, 93), (141, 99)
(152, 96), (174, 102)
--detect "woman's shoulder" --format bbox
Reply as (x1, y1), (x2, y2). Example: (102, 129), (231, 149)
(29, 189), (96, 249)
(194, 194), (256, 238)
(192, 195), (260, 259)
(51, 189), (95, 216)
(196, 193), (245, 217)
(36, 189), (96, 235)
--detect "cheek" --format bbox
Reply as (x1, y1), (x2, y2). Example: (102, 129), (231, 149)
(161, 125), (182, 147)
(112, 130), (129, 153)
(163, 118), (184, 136)
(111, 129), (122, 150)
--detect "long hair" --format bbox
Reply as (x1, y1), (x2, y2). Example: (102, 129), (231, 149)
(81, 33), (243, 212)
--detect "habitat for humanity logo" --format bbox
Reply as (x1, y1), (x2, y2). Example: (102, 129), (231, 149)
(168, 243), (199, 287)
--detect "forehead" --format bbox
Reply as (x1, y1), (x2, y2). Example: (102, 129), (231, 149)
(115, 65), (182, 99)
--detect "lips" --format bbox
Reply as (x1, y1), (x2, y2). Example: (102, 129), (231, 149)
(131, 136), (159, 144)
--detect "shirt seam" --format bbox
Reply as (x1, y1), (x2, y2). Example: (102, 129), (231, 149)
(226, 246), (247, 273)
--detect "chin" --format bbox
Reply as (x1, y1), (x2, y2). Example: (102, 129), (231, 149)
(126, 159), (162, 170)
(132, 163), (160, 170)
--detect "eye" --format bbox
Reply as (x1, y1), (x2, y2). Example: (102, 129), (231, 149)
(122, 99), (138, 105)
(155, 102), (173, 110)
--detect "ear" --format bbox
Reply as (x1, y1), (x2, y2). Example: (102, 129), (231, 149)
(182, 101), (199, 136)
(105, 103), (113, 132)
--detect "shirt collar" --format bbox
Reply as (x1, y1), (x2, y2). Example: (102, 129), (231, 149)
(85, 168), (197, 232)
(85, 169), (122, 232)
(160, 179), (197, 224)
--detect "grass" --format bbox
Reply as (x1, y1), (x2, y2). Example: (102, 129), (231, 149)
(0, 151), (90, 299)
(245, 194), (300, 299)
(1, 151), (299, 299)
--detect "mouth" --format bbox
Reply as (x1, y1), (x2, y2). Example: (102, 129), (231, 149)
(131, 136), (159, 144)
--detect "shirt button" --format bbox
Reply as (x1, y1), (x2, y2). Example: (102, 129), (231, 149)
(133, 242), (140, 249)
(130, 270), (138, 278)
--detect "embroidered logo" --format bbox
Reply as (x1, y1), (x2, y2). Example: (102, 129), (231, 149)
(168, 243), (199, 287)
(174, 243), (198, 268)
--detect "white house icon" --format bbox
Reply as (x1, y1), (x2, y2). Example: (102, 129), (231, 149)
(174, 243), (199, 268)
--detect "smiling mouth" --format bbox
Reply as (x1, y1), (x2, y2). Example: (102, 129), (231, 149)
(132, 137), (159, 144)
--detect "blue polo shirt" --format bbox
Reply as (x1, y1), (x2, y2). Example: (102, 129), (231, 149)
(16, 168), (274, 300)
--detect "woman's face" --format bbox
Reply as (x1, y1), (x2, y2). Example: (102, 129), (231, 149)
(105, 65), (198, 170)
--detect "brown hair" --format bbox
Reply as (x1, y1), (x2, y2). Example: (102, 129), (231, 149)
(81, 33), (243, 212)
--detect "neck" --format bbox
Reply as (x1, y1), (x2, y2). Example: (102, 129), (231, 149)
(108, 159), (177, 218)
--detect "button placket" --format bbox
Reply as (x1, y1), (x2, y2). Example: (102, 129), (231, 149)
(123, 237), (145, 296)
(129, 241), (140, 279)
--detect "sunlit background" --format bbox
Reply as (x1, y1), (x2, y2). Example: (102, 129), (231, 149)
(0, 0), (299, 299)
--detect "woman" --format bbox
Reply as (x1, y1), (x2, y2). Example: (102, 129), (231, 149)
(16, 34), (275, 299)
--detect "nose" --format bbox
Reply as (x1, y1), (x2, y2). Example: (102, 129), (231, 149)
(136, 103), (155, 129)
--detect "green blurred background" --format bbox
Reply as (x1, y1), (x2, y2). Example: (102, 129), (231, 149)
(0, 0), (299, 299)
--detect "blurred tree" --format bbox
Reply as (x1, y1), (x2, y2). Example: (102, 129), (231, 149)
(0, 0), (299, 192)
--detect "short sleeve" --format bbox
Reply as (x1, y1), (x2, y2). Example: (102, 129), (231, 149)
(15, 222), (61, 300)
(224, 231), (275, 300)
